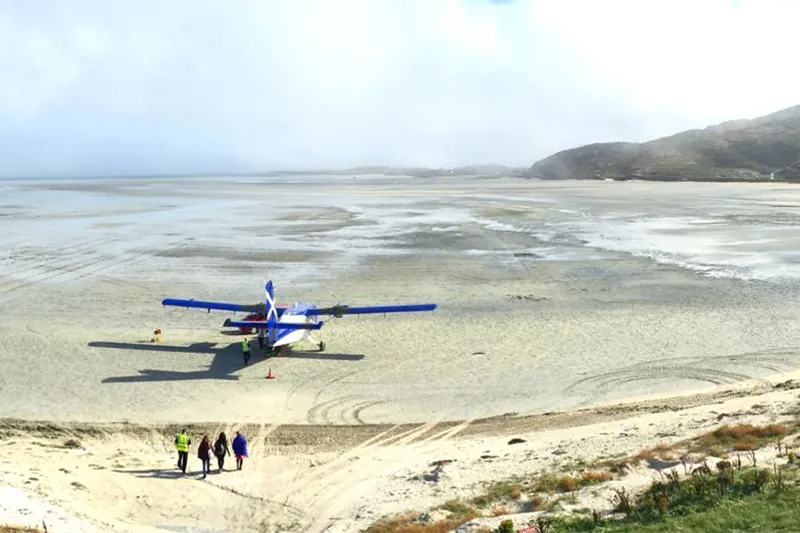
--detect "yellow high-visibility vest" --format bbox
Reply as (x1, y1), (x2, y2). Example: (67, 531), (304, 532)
(175, 433), (189, 452)
(241, 340), (250, 352)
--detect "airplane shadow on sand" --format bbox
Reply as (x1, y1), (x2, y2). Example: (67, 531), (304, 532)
(89, 340), (364, 384)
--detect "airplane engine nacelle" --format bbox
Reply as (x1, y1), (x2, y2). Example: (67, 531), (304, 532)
(240, 313), (266, 334)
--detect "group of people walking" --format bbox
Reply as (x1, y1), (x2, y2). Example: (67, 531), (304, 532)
(174, 428), (249, 479)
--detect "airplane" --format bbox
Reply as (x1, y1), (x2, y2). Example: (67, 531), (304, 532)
(161, 280), (437, 356)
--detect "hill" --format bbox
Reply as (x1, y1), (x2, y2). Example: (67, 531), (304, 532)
(526, 104), (800, 181)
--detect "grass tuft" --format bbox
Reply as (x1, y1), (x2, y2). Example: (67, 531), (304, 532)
(688, 423), (788, 454)
(365, 510), (479, 533)
(438, 499), (475, 517)
(624, 443), (677, 465)
(535, 470), (614, 493)
(469, 481), (523, 507)
(550, 460), (797, 532)
(62, 438), (82, 449)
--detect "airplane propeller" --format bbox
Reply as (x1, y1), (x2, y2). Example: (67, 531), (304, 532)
(322, 291), (348, 318)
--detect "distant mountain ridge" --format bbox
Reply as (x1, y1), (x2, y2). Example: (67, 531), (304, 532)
(270, 165), (529, 178)
(525, 104), (800, 182)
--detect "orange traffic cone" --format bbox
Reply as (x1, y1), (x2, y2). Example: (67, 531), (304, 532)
(265, 367), (274, 379)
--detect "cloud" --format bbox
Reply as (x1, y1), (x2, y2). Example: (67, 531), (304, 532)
(0, 0), (799, 177)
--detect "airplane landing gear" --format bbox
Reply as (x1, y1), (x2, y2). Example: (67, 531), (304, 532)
(309, 333), (325, 352)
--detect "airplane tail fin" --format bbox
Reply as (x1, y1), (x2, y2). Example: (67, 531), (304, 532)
(265, 280), (278, 342)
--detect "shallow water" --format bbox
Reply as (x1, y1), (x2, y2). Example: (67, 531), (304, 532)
(4, 176), (800, 286)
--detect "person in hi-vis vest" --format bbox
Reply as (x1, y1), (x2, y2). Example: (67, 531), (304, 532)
(241, 338), (251, 365)
(174, 428), (191, 473)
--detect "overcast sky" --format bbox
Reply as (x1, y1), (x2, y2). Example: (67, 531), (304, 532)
(1, 0), (799, 178)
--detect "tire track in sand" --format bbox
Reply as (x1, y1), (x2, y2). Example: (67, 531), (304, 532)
(274, 420), (440, 511)
(0, 238), (191, 306)
(0, 235), (119, 286)
(305, 395), (360, 425)
(0, 236), (119, 294)
(565, 348), (800, 395)
(301, 418), (475, 533)
(351, 400), (387, 424)
(277, 412), (471, 529)
(305, 396), (387, 425)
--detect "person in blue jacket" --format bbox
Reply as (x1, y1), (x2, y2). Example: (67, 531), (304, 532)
(232, 430), (248, 470)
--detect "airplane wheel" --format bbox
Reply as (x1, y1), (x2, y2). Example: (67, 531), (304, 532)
(318, 341), (326, 352)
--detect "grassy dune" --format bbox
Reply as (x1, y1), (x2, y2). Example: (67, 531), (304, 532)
(366, 421), (800, 533)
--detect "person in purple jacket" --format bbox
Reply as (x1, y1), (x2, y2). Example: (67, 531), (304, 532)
(232, 430), (248, 470)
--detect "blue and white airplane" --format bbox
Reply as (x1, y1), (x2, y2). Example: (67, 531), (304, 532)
(161, 280), (437, 354)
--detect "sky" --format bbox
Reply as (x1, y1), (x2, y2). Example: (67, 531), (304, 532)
(1, 0), (800, 178)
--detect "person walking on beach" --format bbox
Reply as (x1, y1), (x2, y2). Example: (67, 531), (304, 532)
(213, 432), (231, 471)
(197, 435), (213, 479)
(232, 430), (248, 470)
(174, 428), (191, 474)
(241, 338), (251, 365)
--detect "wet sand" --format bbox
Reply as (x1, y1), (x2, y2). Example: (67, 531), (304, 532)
(3, 177), (800, 425)
(3, 175), (800, 531)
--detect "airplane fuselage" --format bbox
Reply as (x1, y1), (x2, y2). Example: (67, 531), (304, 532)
(240, 302), (324, 351)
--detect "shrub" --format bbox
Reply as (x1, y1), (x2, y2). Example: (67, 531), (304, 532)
(611, 487), (631, 516)
(439, 500), (474, 517)
(366, 510), (479, 533)
(557, 476), (578, 493)
(534, 470), (614, 494)
(534, 473), (559, 493)
(690, 423), (789, 454)
(580, 471), (612, 485)
(471, 482), (523, 507)
(625, 463), (783, 526)
(495, 520), (514, 533)
(732, 435), (760, 451)
(528, 495), (546, 510)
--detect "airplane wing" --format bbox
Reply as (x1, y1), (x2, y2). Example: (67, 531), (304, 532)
(223, 319), (323, 330)
(301, 303), (437, 317)
(161, 298), (286, 314)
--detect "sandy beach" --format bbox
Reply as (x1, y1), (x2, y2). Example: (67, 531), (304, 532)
(3, 175), (800, 531)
